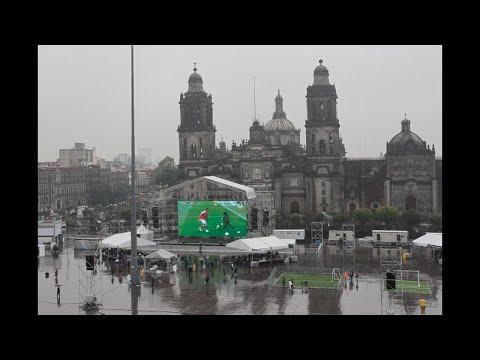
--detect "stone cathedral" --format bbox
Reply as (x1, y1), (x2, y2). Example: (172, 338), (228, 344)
(177, 61), (442, 218)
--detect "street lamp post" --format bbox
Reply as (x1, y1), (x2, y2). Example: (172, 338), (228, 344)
(129, 45), (139, 286)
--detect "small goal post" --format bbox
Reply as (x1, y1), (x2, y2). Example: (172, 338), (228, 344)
(394, 269), (420, 287)
(332, 268), (340, 284)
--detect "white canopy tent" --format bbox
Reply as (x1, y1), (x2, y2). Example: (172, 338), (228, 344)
(100, 231), (156, 249)
(136, 224), (154, 240)
(413, 233), (442, 248)
(226, 236), (289, 252)
(145, 249), (178, 273)
(145, 249), (176, 260)
(226, 236), (289, 265)
(279, 238), (297, 254)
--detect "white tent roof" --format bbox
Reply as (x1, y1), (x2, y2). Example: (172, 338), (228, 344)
(226, 236), (289, 252)
(280, 238), (296, 246)
(137, 224), (153, 234)
(100, 231), (156, 248)
(413, 233), (442, 248)
(145, 249), (176, 259)
(159, 175), (256, 200)
(204, 176), (256, 199)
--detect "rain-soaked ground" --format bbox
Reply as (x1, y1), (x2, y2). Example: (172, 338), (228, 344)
(38, 239), (442, 315)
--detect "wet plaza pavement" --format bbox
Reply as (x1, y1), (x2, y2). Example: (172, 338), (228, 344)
(38, 239), (442, 315)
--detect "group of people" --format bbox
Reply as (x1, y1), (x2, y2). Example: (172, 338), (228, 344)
(343, 270), (359, 291)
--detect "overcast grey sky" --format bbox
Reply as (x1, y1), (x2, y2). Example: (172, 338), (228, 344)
(38, 45), (441, 163)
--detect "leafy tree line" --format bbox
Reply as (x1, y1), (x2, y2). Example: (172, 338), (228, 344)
(88, 183), (130, 207)
(153, 156), (182, 188)
(276, 206), (441, 239)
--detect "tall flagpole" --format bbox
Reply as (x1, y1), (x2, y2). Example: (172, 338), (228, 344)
(130, 45), (139, 286)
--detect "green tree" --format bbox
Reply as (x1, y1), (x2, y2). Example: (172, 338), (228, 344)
(353, 208), (373, 224)
(275, 213), (285, 228)
(311, 212), (325, 222)
(112, 183), (130, 203)
(429, 213), (442, 231)
(119, 208), (131, 227)
(119, 208), (142, 228)
(89, 183), (112, 206)
(374, 207), (399, 228)
(402, 209), (421, 229)
(289, 213), (303, 228)
(332, 213), (350, 227)
(153, 156), (181, 188)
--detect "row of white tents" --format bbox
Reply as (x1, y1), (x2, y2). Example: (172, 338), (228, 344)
(226, 236), (294, 253)
(100, 227), (295, 254)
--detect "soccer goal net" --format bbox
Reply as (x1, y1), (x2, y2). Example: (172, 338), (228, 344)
(394, 270), (420, 287)
(332, 268), (341, 284)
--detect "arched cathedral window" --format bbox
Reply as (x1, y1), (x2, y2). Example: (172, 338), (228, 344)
(319, 140), (326, 154)
(191, 143), (196, 159)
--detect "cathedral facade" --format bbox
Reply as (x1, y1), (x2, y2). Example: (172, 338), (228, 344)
(177, 61), (442, 218)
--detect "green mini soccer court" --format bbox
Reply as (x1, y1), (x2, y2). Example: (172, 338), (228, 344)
(385, 280), (431, 295)
(273, 273), (340, 289)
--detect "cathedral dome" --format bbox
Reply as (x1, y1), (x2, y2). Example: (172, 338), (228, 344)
(264, 90), (297, 131)
(388, 118), (427, 153)
(313, 59), (330, 85)
(314, 60), (328, 74)
(264, 118), (297, 131)
(187, 64), (204, 92)
(188, 71), (203, 84)
(389, 130), (424, 147)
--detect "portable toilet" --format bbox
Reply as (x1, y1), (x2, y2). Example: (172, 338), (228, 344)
(38, 244), (45, 257)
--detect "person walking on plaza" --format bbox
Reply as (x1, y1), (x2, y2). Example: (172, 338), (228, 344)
(343, 271), (348, 285)
(205, 274), (210, 286)
(349, 270), (354, 283)
(288, 279), (293, 292)
(355, 271), (359, 282)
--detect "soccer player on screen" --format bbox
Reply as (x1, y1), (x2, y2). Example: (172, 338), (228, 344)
(198, 208), (209, 232)
(216, 211), (241, 234)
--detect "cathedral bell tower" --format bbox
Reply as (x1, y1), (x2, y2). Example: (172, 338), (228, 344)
(178, 64), (216, 178)
(305, 60), (345, 157)
(304, 60), (346, 215)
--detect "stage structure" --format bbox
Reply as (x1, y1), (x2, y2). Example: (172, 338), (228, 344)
(78, 239), (103, 313)
(379, 246), (404, 315)
(75, 218), (90, 235)
(141, 176), (275, 240)
(249, 184), (276, 237)
(311, 222), (323, 245)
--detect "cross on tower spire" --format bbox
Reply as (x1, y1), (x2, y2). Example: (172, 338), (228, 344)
(193, 62), (197, 72)
(404, 113), (407, 119)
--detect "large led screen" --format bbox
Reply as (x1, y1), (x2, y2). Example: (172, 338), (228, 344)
(178, 200), (247, 238)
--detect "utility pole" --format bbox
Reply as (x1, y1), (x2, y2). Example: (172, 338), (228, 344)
(130, 45), (139, 286)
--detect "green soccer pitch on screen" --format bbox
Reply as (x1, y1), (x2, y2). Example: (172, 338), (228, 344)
(177, 200), (247, 238)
